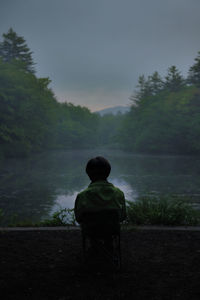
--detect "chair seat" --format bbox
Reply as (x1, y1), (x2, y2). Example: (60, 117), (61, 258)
(81, 209), (120, 237)
(81, 209), (122, 270)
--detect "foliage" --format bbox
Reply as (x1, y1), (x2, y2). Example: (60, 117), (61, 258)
(130, 74), (153, 105)
(130, 66), (184, 106)
(126, 196), (200, 226)
(3, 196), (200, 227)
(2, 28), (200, 157)
(96, 112), (126, 147)
(52, 103), (99, 149)
(40, 208), (76, 226)
(121, 53), (200, 155)
(164, 66), (185, 92)
(0, 28), (35, 73)
(188, 51), (200, 87)
(0, 28), (103, 158)
(0, 58), (57, 156)
(0, 54), (101, 157)
(149, 71), (163, 95)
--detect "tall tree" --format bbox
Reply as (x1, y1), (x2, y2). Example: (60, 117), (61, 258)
(149, 71), (163, 95)
(130, 75), (152, 105)
(164, 65), (185, 92)
(0, 28), (35, 73)
(188, 51), (200, 87)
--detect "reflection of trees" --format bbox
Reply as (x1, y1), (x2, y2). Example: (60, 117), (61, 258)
(107, 152), (200, 197)
(0, 150), (90, 225)
(0, 158), (55, 225)
(29, 150), (90, 193)
(1, 150), (200, 225)
(0, 188), (54, 225)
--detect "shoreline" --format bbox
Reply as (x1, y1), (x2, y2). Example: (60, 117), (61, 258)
(1, 225), (200, 231)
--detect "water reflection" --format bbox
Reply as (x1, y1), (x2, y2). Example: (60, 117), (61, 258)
(51, 178), (136, 215)
(0, 150), (200, 225)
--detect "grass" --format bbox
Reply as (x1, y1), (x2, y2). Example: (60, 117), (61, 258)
(126, 195), (200, 226)
(1, 196), (200, 227)
(40, 208), (76, 226)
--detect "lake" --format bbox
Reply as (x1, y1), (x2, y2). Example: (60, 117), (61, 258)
(0, 149), (200, 225)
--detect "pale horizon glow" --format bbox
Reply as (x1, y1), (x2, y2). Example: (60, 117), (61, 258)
(55, 88), (131, 112)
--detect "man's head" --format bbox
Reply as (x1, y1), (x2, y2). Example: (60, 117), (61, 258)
(86, 156), (111, 182)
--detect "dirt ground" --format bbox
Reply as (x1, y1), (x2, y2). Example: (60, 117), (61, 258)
(0, 228), (200, 300)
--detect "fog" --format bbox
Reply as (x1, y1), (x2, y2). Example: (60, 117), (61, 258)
(1, 150), (200, 225)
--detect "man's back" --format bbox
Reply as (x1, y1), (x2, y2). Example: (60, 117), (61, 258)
(74, 180), (126, 223)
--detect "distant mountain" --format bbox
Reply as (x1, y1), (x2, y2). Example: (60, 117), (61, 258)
(95, 105), (130, 116)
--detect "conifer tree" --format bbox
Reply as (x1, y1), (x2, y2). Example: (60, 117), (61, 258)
(164, 66), (184, 92)
(0, 28), (35, 73)
(149, 71), (163, 95)
(130, 75), (152, 105)
(188, 51), (200, 87)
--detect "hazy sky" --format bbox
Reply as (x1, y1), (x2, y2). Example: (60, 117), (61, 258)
(0, 0), (200, 111)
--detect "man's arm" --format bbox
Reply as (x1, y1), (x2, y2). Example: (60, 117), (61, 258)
(120, 192), (127, 222)
(74, 194), (82, 224)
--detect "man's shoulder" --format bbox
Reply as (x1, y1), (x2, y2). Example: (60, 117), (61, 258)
(112, 186), (125, 198)
(76, 187), (90, 198)
(76, 184), (95, 199)
(106, 182), (124, 195)
(76, 181), (124, 199)
(87, 181), (123, 193)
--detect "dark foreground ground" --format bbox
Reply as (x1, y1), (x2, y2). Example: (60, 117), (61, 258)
(0, 228), (200, 300)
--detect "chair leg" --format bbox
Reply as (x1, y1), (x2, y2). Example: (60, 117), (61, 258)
(82, 232), (87, 263)
(81, 232), (121, 271)
(112, 235), (121, 271)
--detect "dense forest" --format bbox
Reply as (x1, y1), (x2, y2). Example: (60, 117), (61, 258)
(120, 57), (200, 154)
(1, 28), (200, 157)
(0, 29), (102, 157)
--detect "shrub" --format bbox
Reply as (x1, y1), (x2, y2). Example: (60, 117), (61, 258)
(2, 196), (200, 227)
(40, 208), (76, 226)
(126, 195), (200, 226)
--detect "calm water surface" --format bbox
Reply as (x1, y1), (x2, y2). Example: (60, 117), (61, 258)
(0, 149), (200, 225)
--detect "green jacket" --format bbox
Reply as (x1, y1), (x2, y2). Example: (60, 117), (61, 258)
(74, 180), (126, 223)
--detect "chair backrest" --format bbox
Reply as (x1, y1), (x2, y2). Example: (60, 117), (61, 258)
(81, 209), (120, 238)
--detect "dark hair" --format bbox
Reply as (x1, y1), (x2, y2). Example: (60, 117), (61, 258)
(86, 156), (111, 181)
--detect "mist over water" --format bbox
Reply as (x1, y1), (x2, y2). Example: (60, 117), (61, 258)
(1, 149), (200, 225)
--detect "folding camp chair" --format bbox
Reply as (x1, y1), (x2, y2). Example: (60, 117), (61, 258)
(81, 209), (121, 271)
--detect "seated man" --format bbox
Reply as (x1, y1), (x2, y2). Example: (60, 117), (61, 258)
(74, 156), (126, 263)
(74, 156), (126, 226)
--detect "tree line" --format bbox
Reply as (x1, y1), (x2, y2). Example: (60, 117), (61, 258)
(119, 53), (200, 154)
(0, 28), (104, 157)
(1, 28), (200, 157)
